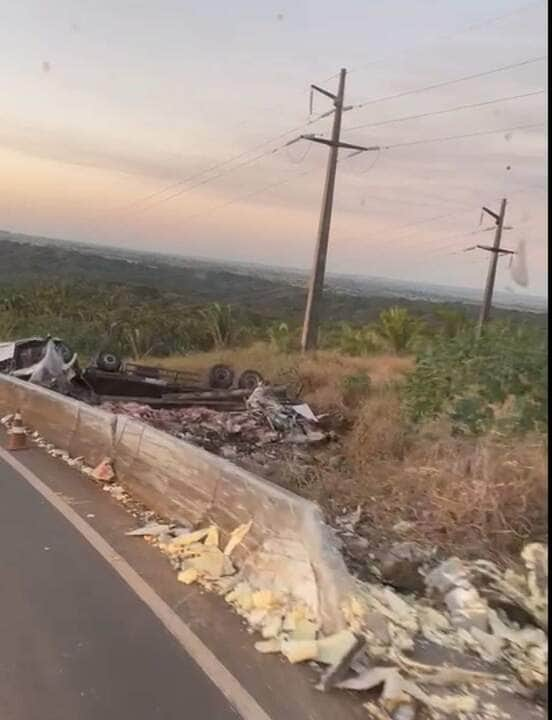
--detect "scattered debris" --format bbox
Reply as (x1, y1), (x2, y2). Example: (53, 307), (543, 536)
(101, 392), (329, 463)
(317, 633), (365, 691)
(2, 414), (546, 719)
(469, 551), (548, 633)
(377, 542), (436, 594)
(224, 521), (253, 556)
(103, 484), (126, 501)
(91, 457), (115, 482)
(122, 511), (546, 716)
(125, 523), (171, 537)
(292, 403), (319, 422)
(425, 557), (489, 632)
(334, 505), (363, 534)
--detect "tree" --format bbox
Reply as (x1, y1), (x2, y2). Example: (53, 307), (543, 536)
(200, 303), (237, 349)
(374, 306), (423, 353)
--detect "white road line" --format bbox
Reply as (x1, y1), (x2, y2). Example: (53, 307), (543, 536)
(0, 446), (272, 720)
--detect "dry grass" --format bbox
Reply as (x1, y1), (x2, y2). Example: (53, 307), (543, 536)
(146, 346), (547, 561)
(147, 343), (413, 412)
(346, 390), (410, 462)
(336, 395), (548, 560)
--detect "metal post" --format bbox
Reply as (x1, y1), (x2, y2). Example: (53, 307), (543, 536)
(301, 69), (347, 352)
(476, 197), (507, 338)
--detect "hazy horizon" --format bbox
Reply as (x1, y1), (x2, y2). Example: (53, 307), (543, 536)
(2, 227), (547, 308)
(1, 1), (547, 294)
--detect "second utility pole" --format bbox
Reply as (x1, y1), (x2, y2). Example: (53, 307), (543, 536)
(301, 69), (347, 352)
(476, 197), (509, 339)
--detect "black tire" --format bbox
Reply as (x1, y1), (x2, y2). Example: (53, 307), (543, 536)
(96, 351), (122, 373)
(238, 369), (263, 390)
(208, 364), (234, 389)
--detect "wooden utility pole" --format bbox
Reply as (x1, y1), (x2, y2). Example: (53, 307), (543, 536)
(476, 198), (513, 338)
(300, 68), (379, 352)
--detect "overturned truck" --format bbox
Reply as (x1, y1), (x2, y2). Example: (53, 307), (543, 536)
(0, 336), (265, 407)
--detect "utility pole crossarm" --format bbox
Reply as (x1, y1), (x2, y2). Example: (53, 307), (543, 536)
(300, 135), (380, 152)
(310, 84), (338, 101)
(482, 206), (501, 223)
(476, 244), (515, 254)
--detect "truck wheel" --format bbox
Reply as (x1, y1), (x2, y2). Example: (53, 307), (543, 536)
(96, 351), (122, 373)
(208, 364), (234, 389)
(238, 369), (263, 390)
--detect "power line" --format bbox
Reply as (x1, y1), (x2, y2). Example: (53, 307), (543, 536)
(351, 148), (382, 175)
(112, 109), (335, 215)
(178, 167), (313, 226)
(352, 56), (547, 110)
(163, 131), (544, 249)
(383, 121), (545, 150)
(119, 130), (321, 219)
(133, 144), (289, 215)
(397, 231), (486, 261)
(112, 59), (545, 218)
(397, 228), (483, 253)
(352, 188), (474, 211)
(356, 184), (545, 252)
(343, 89), (545, 133)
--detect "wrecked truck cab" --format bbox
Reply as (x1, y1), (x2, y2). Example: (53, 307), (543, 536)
(0, 336), (79, 379)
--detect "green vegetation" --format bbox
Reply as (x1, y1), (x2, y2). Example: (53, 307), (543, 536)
(268, 322), (293, 353)
(403, 322), (548, 435)
(373, 305), (425, 353)
(2, 281), (547, 437)
(0, 238), (547, 442)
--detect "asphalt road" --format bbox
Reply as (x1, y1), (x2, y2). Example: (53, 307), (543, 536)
(0, 456), (239, 720)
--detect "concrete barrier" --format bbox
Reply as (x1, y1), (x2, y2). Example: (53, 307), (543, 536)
(0, 375), (352, 631)
(0, 375), (115, 465)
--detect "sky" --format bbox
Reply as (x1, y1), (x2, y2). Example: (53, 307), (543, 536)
(0, 0), (548, 296)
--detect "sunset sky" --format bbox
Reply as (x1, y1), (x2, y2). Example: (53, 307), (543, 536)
(0, 1), (547, 295)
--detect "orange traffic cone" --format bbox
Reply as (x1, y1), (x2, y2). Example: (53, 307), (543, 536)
(7, 411), (27, 451)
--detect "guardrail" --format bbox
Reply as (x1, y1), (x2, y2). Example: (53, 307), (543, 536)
(0, 375), (352, 632)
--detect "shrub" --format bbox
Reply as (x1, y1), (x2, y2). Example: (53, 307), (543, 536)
(374, 306), (424, 353)
(403, 321), (548, 435)
(335, 322), (382, 356)
(268, 322), (293, 353)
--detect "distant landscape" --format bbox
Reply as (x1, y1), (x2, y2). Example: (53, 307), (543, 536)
(0, 230), (547, 327)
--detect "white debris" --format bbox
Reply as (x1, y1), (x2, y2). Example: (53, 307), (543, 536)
(426, 558), (490, 632)
(317, 630), (359, 666)
(281, 639), (319, 664)
(103, 484), (126, 501)
(337, 665), (393, 691)
(223, 521), (253, 556)
(177, 567), (199, 585)
(91, 457), (115, 482)
(254, 639), (281, 654)
(24, 422), (546, 718)
(126, 523), (171, 537)
(291, 403), (318, 422)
